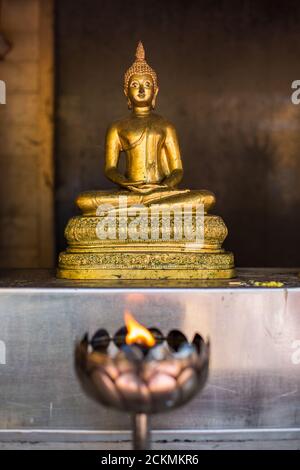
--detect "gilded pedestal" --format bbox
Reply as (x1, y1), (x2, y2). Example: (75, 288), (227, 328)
(57, 209), (234, 280)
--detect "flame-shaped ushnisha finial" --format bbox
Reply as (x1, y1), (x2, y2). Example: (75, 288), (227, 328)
(135, 41), (145, 61)
(124, 41), (158, 93)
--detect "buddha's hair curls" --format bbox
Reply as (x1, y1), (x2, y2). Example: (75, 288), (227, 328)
(124, 41), (158, 94)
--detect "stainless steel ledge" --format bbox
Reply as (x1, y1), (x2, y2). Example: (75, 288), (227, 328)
(0, 268), (299, 448)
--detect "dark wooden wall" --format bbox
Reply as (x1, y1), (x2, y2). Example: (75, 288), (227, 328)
(55, 0), (300, 267)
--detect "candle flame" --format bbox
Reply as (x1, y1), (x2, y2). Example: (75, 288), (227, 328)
(124, 311), (156, 347)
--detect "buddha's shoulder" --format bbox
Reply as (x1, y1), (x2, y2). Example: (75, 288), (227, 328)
(106, 117), (128, 133)
(106, 114), (175, 131)
(150, 113), (174, 128)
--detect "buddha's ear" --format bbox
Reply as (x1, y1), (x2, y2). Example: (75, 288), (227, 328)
(152, 87), (159, 109)
(124, 89), (132, 109)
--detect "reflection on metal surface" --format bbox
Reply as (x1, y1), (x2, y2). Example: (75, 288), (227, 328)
(0, 340), (5, 365)
(0, 269), (299, 446)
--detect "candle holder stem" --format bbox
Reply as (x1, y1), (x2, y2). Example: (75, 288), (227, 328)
(132, 413), (150, 450)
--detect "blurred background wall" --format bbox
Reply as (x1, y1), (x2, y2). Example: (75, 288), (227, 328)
(0, 0), (54, 268)
(1, 0), (300, 268)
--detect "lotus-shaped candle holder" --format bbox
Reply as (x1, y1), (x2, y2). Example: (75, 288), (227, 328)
(75, 313), (210, 449)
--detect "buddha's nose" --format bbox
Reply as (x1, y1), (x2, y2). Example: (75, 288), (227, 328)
(138, 86), (145, 96)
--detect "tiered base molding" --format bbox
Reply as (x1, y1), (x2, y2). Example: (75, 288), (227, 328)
(58, 212), (235, 280)
(57, 250), (235, 280)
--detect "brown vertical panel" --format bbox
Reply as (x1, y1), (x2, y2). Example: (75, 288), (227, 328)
(37, 0), (54, 266)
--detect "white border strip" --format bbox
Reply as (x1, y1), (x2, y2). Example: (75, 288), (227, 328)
(0, 428), (299, 442)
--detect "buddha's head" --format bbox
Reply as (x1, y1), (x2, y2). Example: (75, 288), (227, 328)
(124, 42), (159, 110)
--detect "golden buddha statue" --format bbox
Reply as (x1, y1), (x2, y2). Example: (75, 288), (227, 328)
(77, 42), (215, 215)
(58, 42), (234, 280)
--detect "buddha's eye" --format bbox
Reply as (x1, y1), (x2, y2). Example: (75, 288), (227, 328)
(131, 81), (139, 88)
(144, 81), (151, 88)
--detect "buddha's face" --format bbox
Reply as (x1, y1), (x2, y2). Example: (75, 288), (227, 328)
(126, 73), (158, 109)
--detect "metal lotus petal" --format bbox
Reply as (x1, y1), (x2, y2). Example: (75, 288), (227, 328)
(75, 335), (88, 367)
(151, 359), (182, 378)
(177, 367), (198, 403)
(120, 344), (144, 363)
(75, 329), (210, 415)
(141, 361), (159, 382)
(75, 340), (111, 406)
(91, 369), (123, 409)
(167, 329), (187, 351)
(192, 333), (205, 353)
(146, 343), (170, 361)
(85, 350), (108, 372)
(91, 329), (110, 352)
(113, 326), (127, 348)
(148, 327), (164, 344)
(115, 373), (150, 411)
(147, 372), (179, 410)
(114, 349), (138, 374)
(174, 342), (197, 361)
(87, 352), (119, 380)
(194, 339), (210, 373)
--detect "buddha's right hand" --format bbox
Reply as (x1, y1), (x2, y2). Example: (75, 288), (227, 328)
(119, 180), (144, 189)
(126, 183), (166, 194)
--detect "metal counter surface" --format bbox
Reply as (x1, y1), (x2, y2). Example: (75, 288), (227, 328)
(0, 269), (299, 448)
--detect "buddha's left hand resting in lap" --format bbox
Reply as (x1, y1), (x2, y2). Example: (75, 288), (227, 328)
(77, 41), (215, 215)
